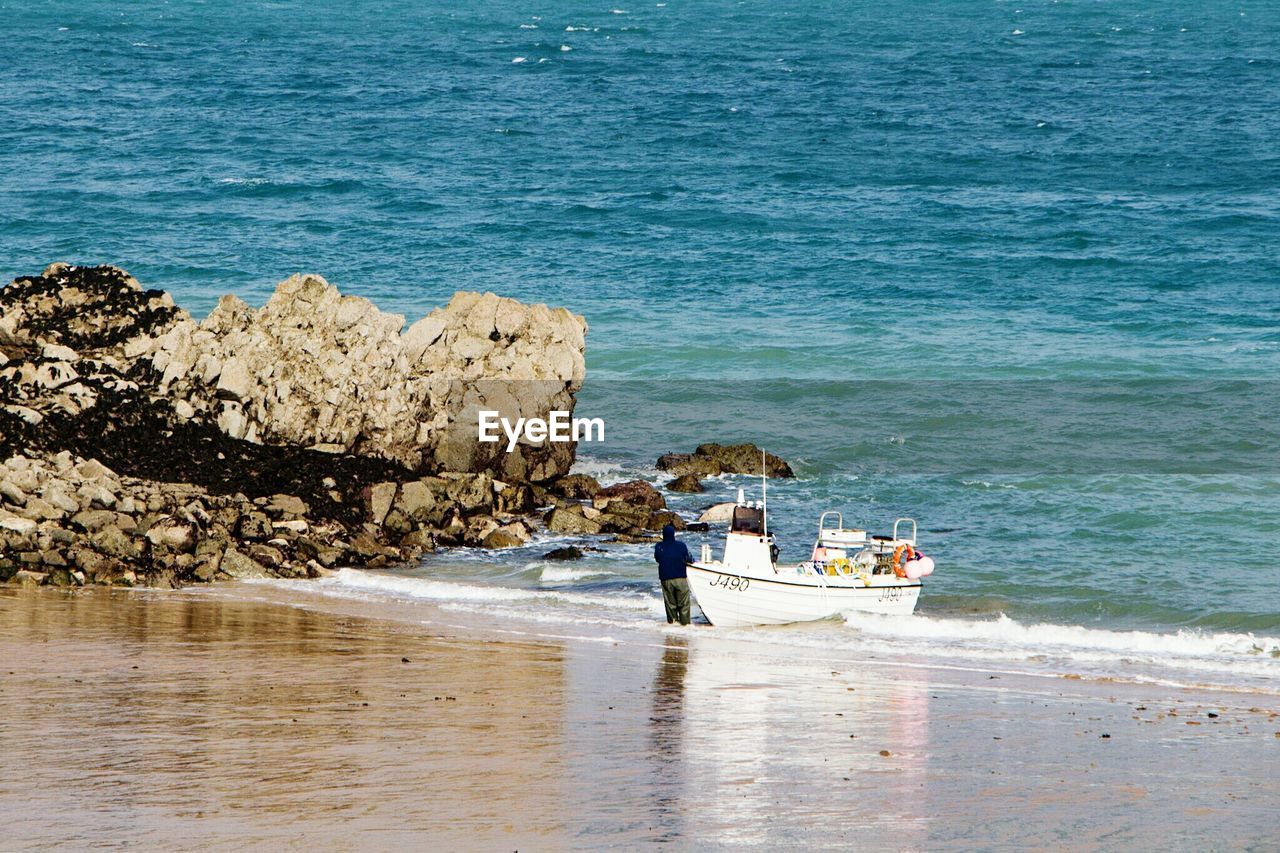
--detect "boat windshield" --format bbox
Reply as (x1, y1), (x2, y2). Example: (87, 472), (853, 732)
(731, 506), (765, 535)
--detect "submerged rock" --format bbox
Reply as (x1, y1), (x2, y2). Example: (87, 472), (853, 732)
(542, 545), (583, 561)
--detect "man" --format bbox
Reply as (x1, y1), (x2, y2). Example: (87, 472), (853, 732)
(654, 523), (694, 625)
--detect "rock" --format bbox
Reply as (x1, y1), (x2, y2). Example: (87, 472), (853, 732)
(43, 485), (80, 514)
(215, 357), (254, 400)
(698, 502), (738, 523)
(542, 545), (583, 561)
(90, 525), (142, 559)
(236, 511), (273, 541)
(153, 273), (587, 482)
(272, 519), (309, 534)
(70, 509), (117, 532)
(77, 482), (117, 509)
(399, 528), (435, 552)
(266, 494), (308, 518)
(657, 443), (794, 479)
(552, 474), (601, 500)
(0, 512), (37, 536)
(654, 453), (720, 479)
(394, 479), (444, 525)
(647, 510), (687, 531)
(482, 523), (529, 549)
(545, 505), (603, 536)
(13, 569), (47, 586)
(363, 482), (397, 526)
(144, 516), (197, 553)
(686, 522), (711, 532)
(219, 547), (268, 579)
(18, 496), (60, 521)
(0, 480), (27, 506)
(666, 473), (704, 493)
(248, 544), (284, 567)
(593, 480), (665, 512)
(76, 459), (118, 482)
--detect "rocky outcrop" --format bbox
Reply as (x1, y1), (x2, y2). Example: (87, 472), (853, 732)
(140, 275), (586, 482)
(0, 263), (589, 587)
(657, 443), (794, 479)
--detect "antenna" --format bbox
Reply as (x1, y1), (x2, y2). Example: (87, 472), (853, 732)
(761, 449), (768, 538)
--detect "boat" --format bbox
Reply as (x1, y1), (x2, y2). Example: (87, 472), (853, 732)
(687, 487), (934, 628)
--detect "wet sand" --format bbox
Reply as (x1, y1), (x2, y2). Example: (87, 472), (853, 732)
(1, 586), (1277, 850)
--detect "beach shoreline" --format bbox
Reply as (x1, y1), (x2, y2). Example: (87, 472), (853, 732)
(3, 584), (1276, 849)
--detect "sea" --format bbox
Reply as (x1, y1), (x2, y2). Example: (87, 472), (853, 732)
(3, 0), (1278, 693)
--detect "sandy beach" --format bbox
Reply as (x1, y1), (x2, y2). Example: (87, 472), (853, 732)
(2, 584), (1276, 850)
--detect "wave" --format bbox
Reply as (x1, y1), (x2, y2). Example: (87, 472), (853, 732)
(306, 568), (658, 613)
(539, 564), (616, 582)
(836, 611), (1280, 685)
(843, 610), (1280, 658)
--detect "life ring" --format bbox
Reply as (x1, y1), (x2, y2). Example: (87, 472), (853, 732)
(892, 544), (916, 578)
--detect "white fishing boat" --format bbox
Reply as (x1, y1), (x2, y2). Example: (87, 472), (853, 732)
(687, 482), (934, 628)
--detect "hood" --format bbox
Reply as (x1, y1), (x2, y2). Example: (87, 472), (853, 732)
(662, 523), (676, 543)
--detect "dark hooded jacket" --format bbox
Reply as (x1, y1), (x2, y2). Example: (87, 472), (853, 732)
(654, 523), (692, 581)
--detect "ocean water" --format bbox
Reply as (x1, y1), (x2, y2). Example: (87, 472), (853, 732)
(3, 1), (1279, 679)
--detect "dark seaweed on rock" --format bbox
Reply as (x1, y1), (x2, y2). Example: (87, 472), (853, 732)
(1, 264), (183, 353)
(35, 382), (413, 529)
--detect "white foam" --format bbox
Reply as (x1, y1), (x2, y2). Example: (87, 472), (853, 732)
(324, 568), (655, 612)
(540, 564), (616, 582)
(512, 56), (527, 63)
(841, 611), (1280, 670)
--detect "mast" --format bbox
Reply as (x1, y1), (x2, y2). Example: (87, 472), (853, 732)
(761, 449), (768, 538)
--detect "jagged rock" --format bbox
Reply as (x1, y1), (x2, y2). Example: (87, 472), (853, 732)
(0, 512), (37, 536)
(648, 510), (687, 531)
(0, 479), (26, 506)
(0, 264), (590, 587)
(593, 480), (665, 512)
(13, 569), (46, 586)
(482, 522), (529, 549)
(236, 512), (273, 541)
(666, 474), (704, 493)
(698, 502), (738, 523)
(363, 482), (397, 526)
(542, 545), (583, 561)
(545, 505), (603, 535)
(144, 516), (196, 553)
(220, 547), (269, 579)
(657, 443), (794, 479)
(552, 474), (601, 500)
(394, 479), (445, 526)
(153, 274), (586, 482)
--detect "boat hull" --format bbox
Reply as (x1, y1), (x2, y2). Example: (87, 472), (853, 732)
(687, 563), (921, 628)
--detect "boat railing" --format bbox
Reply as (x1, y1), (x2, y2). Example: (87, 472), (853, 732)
(818, 510), (842, 535)
(893, 517), (917, 545)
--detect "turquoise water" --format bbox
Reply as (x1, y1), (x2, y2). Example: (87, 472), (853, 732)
(4, 2), (1279, 639)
